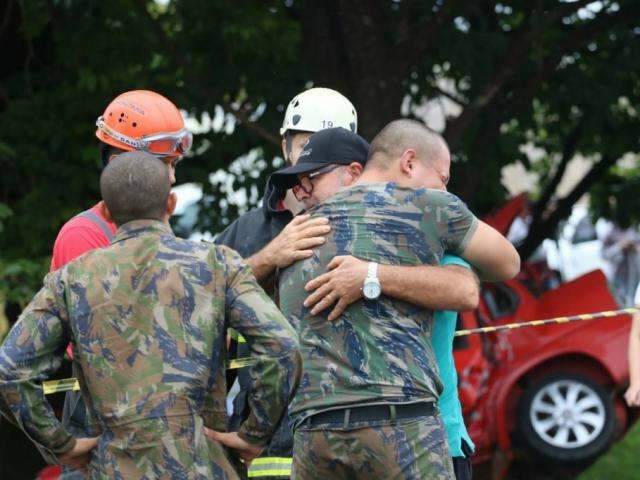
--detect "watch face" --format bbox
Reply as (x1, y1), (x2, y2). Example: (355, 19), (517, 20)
(363, 280), (381, 299)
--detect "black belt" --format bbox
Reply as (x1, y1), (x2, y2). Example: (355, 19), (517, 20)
(304, 401), (435, 428)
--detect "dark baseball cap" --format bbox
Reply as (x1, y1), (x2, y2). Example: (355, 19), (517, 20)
(271, 127), (370, 189)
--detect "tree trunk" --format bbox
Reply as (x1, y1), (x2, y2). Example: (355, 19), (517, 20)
(299, 1), (409, 140)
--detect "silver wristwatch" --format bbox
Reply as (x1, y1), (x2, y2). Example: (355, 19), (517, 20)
(362, 262), (381, 300)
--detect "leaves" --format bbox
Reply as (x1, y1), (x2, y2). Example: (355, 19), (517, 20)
(0, 0), (638, 303)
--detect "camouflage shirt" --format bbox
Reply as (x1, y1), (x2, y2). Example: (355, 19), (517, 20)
(0, 220), (301, 479)
(279, 183), (477, 420)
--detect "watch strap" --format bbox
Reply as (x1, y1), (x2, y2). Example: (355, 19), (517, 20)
(367, 262), (378, 278)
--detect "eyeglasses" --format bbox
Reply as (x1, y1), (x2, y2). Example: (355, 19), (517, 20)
(96, 116), (193, 158)
(292, 164), (341, 200)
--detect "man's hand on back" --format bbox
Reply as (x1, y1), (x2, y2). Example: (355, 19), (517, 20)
(266, 214), (330, 268)
(204, 428), (263, 466)
(248, 214), (331, 281)
(305, 255), (481, 319)
(58, 436), (99, 473)
(304, 255), (368, 321)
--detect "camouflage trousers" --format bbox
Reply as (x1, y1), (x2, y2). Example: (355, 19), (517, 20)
(291, 410), (454, 479)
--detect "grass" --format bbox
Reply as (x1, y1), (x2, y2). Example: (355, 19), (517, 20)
(578, 420), (640, 479)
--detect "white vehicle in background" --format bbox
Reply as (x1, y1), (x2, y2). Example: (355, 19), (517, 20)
(543, 204), (613, 283)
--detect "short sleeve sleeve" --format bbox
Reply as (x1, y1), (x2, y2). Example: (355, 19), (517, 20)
(422, 190), (479, 255)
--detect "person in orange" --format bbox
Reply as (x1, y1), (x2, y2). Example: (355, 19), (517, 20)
(49, 90), (192, 479)
(51, 90), (191, 270)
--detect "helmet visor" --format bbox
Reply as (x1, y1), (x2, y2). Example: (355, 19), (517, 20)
(96, 116), (193, 157)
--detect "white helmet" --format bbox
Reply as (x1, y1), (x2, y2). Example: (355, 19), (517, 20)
(280, 87), (357, 136)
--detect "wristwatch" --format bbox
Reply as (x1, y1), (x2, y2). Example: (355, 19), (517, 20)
(362, 262), (381, 300)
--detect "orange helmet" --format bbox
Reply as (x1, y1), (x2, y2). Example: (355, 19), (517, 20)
(95, 90), (192, 158)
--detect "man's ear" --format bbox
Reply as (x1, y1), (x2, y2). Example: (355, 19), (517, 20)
(99, 201), (114, 224)
(399, 149), (417, 177)
(344, 162), (364, 186)
(166, 191), (178, 217)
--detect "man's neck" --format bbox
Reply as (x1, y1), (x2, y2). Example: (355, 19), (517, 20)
(355, 169), (396, 185)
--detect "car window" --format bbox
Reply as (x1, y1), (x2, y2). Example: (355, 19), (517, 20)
(453, 313), (470, 350)
(482, 283), (519, 320)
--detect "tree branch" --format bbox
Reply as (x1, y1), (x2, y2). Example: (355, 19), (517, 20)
(222, 100), (280, 147)
(514, 3), (638, 119)
(431, 84), (467, 107)
(392, 0), (461, 68)
(445, 0), (608, 150)
(529, 120), (585, 229)
(518, 152), (619, 258)
(133, 0), (279, 147)
(0, 0), (15, 39)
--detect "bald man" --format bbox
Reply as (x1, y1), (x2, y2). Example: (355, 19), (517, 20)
(274, 122), (519, 479)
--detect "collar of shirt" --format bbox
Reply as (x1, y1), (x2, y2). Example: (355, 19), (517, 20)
(113, 219), (174, 244)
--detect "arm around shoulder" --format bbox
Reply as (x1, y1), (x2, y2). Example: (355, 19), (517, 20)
(461, 220), (521, 282)
(378, 263), (479, 311)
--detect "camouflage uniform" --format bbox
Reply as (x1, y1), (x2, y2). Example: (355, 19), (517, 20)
(0, 220), (301, 479)
(279, 183), (478, 480)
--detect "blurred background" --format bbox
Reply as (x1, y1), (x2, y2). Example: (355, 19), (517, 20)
(1, 1), (640, 478)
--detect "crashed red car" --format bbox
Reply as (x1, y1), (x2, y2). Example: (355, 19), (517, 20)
(455, 196), (633, 474)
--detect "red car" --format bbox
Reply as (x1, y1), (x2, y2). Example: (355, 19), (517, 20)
(455, 198), (633, 475)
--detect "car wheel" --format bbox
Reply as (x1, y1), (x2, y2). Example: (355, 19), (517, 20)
(517, 373), (616, 462)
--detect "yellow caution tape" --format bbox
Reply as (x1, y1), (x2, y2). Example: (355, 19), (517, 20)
(44, 307), (638, 395)
(44, 357), (261, 395)
(454, 307), (638, 337)
(248, 457), (293, 478)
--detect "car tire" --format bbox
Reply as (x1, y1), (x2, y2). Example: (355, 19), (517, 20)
(517, 373), (616, 462)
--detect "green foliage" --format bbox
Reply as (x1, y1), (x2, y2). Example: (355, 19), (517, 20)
(579, 420), (640, 479)
(1, 0), (639, 302)
(590, 163), (640, 228)
(0, 257), (48, 307)
(0, 202), (12, 234)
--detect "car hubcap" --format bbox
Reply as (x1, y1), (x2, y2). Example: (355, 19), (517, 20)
(530, 380), (606, 449)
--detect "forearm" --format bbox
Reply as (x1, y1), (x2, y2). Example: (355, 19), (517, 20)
(0, 274), (73, 457)
(462, 221), (521, 282)
(238, 350), (302, 446)
(246, 248), (276, 283)
(0, 377), (75, 456)
(0, 350), (73, 456)
(226, 259), (302, 443)
(378, 264), (479, 311)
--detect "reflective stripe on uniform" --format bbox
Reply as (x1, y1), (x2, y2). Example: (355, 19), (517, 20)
(43, 378), (79, 395)
(76, 209), (115, 241)
(228, 357), (257, 370)
(247, 457), (293, 478)
(228, 328), (246, 343)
